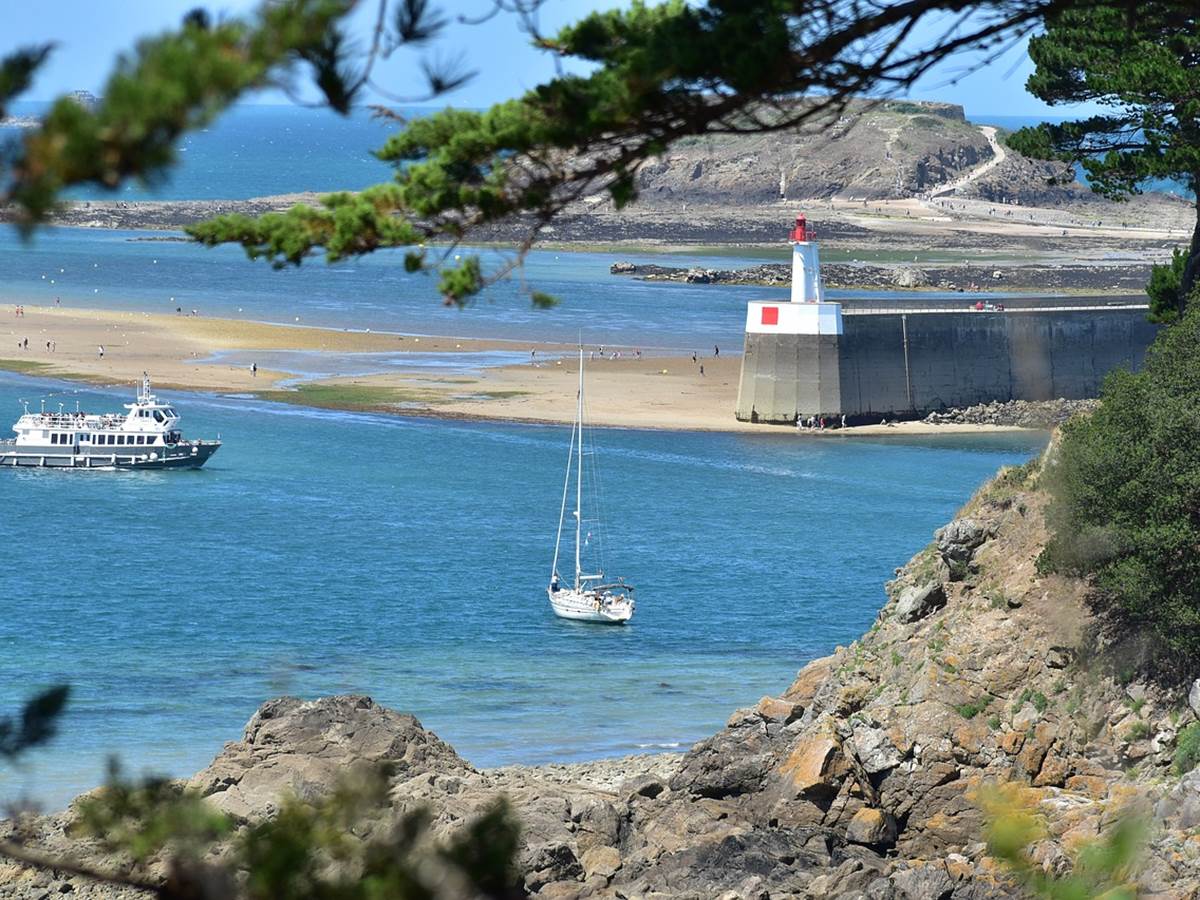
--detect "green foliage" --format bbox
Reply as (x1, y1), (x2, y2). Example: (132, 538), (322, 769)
(1009, 3), (1200, 302)
(72, 762), (522, 899)
(981, 783), (1142, 900)
(5, 1), (351, 228)
(1173, 722), (1200, 775)
(0, 45), (53, 119)
(987, 715), (1002, 730)
(437, 256), (484, 307)
(0, 685), (69, 761)
(1147, 247), (1190, 324)
(1041, 301), (1200, 673)
(955, 700), (989, 720)
(1128, 720), (1151, 741)
(76, 761), (232, 862)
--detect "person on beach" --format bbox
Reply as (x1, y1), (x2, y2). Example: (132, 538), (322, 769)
(692, 351), (697, 363)
(714, 345), (719, 358)
(98, 345), (104, 358)
(251, 363), (257, 377)
(699, 364), (704, 376)
(841, 414), (847, 428)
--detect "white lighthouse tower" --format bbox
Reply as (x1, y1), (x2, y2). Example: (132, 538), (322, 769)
(789, 214), (823, 303)
(743, 213), (843, 337)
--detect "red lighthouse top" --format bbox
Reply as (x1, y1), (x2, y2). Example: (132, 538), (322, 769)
(789, 214), (809, 243)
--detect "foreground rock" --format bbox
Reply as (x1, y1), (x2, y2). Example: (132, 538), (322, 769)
(5, 459), (1200, 898)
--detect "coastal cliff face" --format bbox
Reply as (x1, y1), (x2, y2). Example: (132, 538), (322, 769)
(5, 457), (1200, 899)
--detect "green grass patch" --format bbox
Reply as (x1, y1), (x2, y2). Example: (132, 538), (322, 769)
(0, 358), (55, 376)
(257, 383), (445, 411)
(1174, 723), (1200, 775)
(955, 700), (989, 720)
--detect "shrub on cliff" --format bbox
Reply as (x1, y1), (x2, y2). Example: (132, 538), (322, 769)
(1042, 297), (1200, 673)
(1147, 248), (1191, 324)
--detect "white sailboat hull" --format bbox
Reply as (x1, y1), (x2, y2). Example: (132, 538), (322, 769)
(548, 588), (634, 624)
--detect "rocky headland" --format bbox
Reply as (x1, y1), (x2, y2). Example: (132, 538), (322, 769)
(4, 451), (1200, 898)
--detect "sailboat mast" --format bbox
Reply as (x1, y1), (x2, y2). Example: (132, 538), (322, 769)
(575, 345), (585, 589)
(550, 413), (576, 583)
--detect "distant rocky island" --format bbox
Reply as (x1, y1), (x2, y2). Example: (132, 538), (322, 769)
(5, 457), (1200, 898)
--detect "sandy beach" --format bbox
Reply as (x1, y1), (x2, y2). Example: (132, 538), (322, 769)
(0, 304), (1030, 435)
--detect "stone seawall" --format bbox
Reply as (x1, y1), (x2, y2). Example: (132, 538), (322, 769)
(737, 306), (1159, 424)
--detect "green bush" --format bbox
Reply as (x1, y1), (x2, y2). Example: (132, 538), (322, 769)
(955, 700), (989, 720)
(1174, 723), (1200, 775)
(1146, 247), (1189, 324)
(1041, 298), (1200, 674)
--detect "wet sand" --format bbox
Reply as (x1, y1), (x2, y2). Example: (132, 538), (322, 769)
(0, 305), (1030, 435)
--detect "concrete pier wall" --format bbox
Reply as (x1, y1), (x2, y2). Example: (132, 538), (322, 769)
(736, 307), (1159, 423)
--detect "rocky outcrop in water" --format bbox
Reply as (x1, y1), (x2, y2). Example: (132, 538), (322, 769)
(5, 461), (1200, 898)
(609, 258), (1157, 294)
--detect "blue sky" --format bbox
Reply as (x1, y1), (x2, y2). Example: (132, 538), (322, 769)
(6, 0), (1079, 119)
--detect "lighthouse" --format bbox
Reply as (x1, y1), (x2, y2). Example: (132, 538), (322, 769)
(742, 213), (842, 337)
(735, 213), (845, 424)
(788, 214), (823, 303)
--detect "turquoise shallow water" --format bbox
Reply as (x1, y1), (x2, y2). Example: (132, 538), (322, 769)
(0, 372), (1045, 807)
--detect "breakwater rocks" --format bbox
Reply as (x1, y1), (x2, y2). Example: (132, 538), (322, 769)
(6, 464), (1200, 898)
(925, 399), (1100, 429)
(610, 260), (1154, 293)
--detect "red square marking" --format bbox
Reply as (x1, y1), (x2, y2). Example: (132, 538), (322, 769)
(761, 306), (779, 326)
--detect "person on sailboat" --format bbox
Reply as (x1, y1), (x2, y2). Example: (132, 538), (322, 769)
(551, 573), (560, 592)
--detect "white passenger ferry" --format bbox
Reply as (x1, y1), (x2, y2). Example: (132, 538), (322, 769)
(0, 374), (220, 469)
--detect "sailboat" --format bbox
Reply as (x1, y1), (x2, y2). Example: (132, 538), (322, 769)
(547, 347), (636, 624)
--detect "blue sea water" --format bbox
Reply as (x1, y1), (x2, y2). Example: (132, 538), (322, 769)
(5, 103), (404, 201)
(0, 105), (1054, 810)
(0, 372), (1045, 808)
(0, 227), (1035, 353)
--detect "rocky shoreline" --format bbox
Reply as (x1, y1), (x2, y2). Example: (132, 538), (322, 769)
(924, 399), (1100, 429)
(610, 260), (1156, 294)
(4, 457), (1200, 898)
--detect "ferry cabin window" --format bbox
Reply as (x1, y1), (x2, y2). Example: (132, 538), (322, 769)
(153, 410), (165, 422)
(50, 433), (57, 444)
